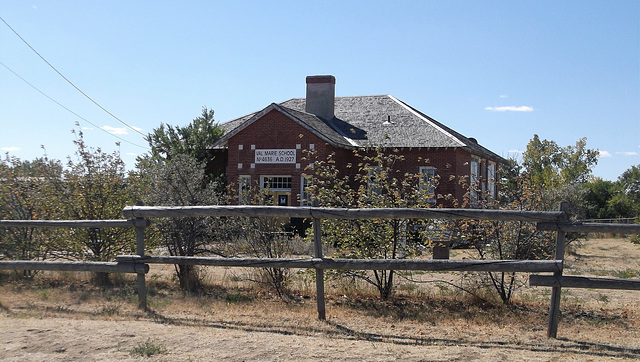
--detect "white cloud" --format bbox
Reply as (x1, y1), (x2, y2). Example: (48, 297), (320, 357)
(102, 125), (128, 135)
(82, 127), (94, 130)
(599, 150), (613, 158)
(131, 126), (143, 132)
(615, 151), (639, 156)
(1, 147), (20, 152)
(485, 106), (534, 112)
(126, 152), (137, 156)
(508, 149), (523, 154)
(499, 95), (509, 98)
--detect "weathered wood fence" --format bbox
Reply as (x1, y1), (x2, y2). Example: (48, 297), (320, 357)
(1, 203), (639, 339)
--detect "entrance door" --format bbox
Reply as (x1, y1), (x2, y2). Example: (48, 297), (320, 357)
(276, 192), (289, 206)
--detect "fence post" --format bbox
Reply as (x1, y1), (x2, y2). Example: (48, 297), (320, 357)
(313, 216), (326, 320)
(134, 201), (148, 311)
(547, 201), (569, 338)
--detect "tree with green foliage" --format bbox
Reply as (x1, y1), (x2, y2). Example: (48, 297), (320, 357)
(584, 178), (617, 219)
(611, 164), (640, 218)
(136, 108), (227, 292)
(523, 135), (599, 189)
(42, 129), (138, 285)
(305, 147), (436, 300)
(0, 155), (63, 273)
(137, 154), (223, 292)
(465, 169), (557, 304)
(143, 106), (224, 183)
(521, 135), (599, 219)
(583, 165), (640, 220)
(463, 135), (599, 304)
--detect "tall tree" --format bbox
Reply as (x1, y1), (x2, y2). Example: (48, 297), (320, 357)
(136, 107), (226, 292)
(466, 136), (598, 303)
(521, 135), (599, 218)
(522, 135), (599, 189)
(143, 106), (224, 182)
(607, 164), (640, 218)
(584, 178), (617, 219)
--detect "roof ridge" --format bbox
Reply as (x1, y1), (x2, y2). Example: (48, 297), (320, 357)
(386, 95), (466, 148)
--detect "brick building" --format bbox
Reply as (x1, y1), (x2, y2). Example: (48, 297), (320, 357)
(213, 75), (506, 207)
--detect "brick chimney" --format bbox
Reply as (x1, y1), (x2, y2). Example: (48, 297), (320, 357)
(305, 75), (335, 120)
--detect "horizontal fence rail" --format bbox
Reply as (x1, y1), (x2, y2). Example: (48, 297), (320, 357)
(123, 205), (568, 222)
(537, 222), (640, 233)
(0, 219), (143, 228)
(0, 260), (148, 274)
(0, 216), (149, 309)
(116, 255), (563, 273)
(530, 275), (640, 290)
(2, 203), (638, 341)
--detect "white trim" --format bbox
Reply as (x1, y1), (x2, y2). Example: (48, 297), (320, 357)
(300, 174), (312, 206)
(419, 166), (437, 203)
(260, 175), (292, 191)
(238, 175), (251, 204)
(488, 162), (496, 199)
(470, 157), (480, 203)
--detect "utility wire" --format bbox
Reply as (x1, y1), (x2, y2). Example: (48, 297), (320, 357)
(0, 60), (148, 150)
(0, 15), (146, 137)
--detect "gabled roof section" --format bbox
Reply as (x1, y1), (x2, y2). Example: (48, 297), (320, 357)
(281, 95), (467, 148)
(280, 95), (506, 163)
(217, 95), (506, 163)
(212, 103), (355, 149)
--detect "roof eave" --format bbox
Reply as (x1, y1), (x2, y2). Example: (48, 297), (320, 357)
(211, 103), (356, 150)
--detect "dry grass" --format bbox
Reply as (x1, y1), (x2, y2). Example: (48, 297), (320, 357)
(0, 237), (639, 361)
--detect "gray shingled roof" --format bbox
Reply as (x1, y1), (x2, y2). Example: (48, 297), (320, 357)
(216, 95), (506, 163)
(282, 95), (505, 162)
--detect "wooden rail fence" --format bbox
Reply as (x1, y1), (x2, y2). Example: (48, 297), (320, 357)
(1, 202), (639, 339)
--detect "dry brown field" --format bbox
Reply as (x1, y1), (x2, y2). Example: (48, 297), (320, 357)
(1, 237), (639, 361)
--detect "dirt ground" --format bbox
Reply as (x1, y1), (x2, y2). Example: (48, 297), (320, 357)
(1, 237), (639, 361)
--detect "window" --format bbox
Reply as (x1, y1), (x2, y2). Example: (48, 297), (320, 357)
(238, 175), (251, 204)
(470, 157), (480, 203)
(260, 176), (292, 191)
(487, 162), (496, 200)
(366, 166), (382, 195)
(300, 175), (312, 206)
(419, 166), (436, 203)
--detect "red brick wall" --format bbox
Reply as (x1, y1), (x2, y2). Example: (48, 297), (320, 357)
(227, 109), (339, 205)
(225, 108), (495, 207)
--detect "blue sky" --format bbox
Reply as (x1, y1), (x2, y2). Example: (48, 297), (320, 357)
(1, 1), (638, 181)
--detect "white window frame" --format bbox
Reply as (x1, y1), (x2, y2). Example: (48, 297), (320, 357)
(238, 175), (251, 204)
(300, 174), (312, 206)
(487, 162), (496, 200)
(470, 157), (480, 204)
(260, 175), (292, 191)
(419, 166), (437, 204)
(366, 166), (382, 195)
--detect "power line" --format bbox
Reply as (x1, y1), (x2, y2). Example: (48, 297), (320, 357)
(0, 60), (149, 150)
(0, 15), (146, 137)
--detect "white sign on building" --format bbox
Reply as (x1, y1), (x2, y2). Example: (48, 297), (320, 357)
(255, 149), (296, 164)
